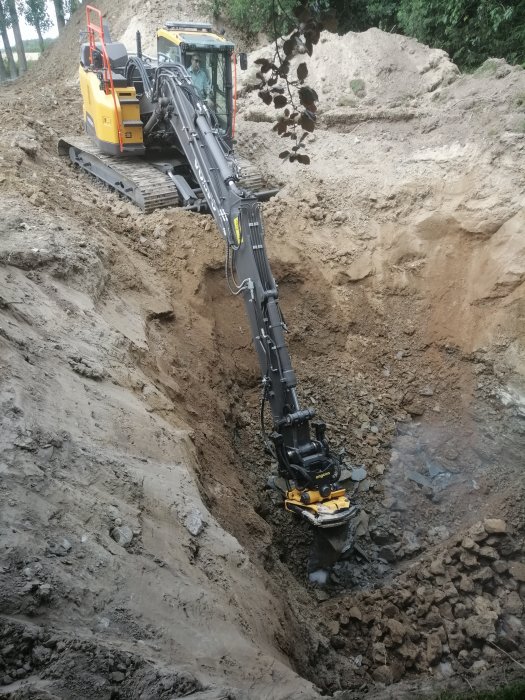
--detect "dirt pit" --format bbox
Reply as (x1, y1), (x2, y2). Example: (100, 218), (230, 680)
(1, 3), (525, 699)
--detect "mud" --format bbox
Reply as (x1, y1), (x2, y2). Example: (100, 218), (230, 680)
(0, 2), (524, 698)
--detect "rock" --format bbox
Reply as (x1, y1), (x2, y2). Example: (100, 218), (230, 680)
(492, 560), (508, 574)
(32, 645), (52, 665)
(426, 632), (442, 665)
(378, 545), (397, 563)
(474, 595), (500, 618)
(372, 642), (387, 664)
(370, 526), (396, 545)
(478, 546), (498, 560)
(407, 402), (425, 416)
(436, 661), (454, 678)
(1, 676), (13, 686)
(460, 551), (478, 568)
(330, 635), (346, 650)
(38, 583), (52, 601)
(447, 628), (466, 652)
(15, 138), (39, 158)
(483, 518), (506, 534)
(372, 665), (394, 684)
(68, 356), (105, 380)
(185, 509), (204, 537)
(498, 535), (520, 558)
(419, 386), (434, 396)
(350, 466), (367, 482)
(401, 530), (421, 556)
(503, 591), (523, 616)
(437, 602), (453, 621)
(430, 559), (446, 576)
(468, 521), (488, 543)
(427, 526), (450, 543)
(110, 671), (125, 683)
(348, 606), (362, 621)
(472, 566), (493, 583)
(397, 639), (419, 660)
(386, 618), (406, 644)
(470, 659), (488, 673)
(461, 537), (477, 550)
(110, 525), (134, 548)
(509, 561), (525, 583)
(464, 615), (496, 639)
(459, 576), (474, 593)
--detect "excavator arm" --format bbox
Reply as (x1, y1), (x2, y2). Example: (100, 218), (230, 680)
(141, 62), (356, 529)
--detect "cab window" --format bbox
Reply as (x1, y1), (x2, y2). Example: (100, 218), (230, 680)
(157, 36), (181, 63)
(186, 50), (228, 131)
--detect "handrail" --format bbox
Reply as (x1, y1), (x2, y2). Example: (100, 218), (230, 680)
(232, 52), (237, 138)
(85, 5), (124, 152)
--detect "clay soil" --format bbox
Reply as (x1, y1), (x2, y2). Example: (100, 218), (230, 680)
(0, 2), (524, 699)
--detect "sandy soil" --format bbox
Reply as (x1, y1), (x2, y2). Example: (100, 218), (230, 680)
(0, 2), (524, 698)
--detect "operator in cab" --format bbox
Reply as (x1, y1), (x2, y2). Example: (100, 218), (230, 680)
(189, 54), (210, 101)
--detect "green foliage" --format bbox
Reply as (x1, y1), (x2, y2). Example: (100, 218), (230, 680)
(22, 37), (53, 52)
(432, 680), (525, 700)
(19, 0), (52, 34)
(397, 0), (525, 69)
(220, 0), (525, 70)
(219, 0), (299, 36)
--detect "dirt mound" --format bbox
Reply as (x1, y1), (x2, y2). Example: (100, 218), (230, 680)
(0, 10), (524, 700)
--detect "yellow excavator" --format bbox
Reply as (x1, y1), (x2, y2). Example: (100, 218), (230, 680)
(60, 6), (358, 575)
(59, 5), (270, 213)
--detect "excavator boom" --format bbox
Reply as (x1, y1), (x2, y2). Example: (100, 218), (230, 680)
(62, 8), (358, 550)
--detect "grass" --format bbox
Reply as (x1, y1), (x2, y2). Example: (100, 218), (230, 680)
(473, 58), (502, 76)
(337, 94), (358, 107)
(349, 78), (366, 98)
(432, 681), (525, 700)
(514, 92), (525, 109)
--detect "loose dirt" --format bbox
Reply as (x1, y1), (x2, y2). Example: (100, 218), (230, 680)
(0, 2), (524, 699)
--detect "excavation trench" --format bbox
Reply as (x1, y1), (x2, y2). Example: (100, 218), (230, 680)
(1, 19), (525, 694)
(127, 205), (525, 693)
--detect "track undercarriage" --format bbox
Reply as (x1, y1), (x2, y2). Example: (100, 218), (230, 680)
(59, 135), (274, 214)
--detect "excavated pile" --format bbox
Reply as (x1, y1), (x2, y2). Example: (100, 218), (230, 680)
(0, 1), (524, 698)
(324, 519), (524, 687)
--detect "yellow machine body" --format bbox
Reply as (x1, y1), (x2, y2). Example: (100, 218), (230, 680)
(156, 26), (232, 51)
(284, 488), (354, 528)
(79, 68), (144, 154)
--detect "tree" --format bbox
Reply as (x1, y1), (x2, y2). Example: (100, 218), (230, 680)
(0, 44), (8, 81)
(19, 0), (52, 52)
(52, 0), (65, 33)
(397, 0), (525, 69)
(0, 0), (17, 78)
(5, 0), (26, 72)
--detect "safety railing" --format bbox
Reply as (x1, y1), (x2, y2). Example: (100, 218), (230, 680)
(232, 52), (237, 138)
(86, 5), (123, 152)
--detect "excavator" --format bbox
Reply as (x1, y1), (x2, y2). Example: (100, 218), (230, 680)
(60, 6), (358, 574)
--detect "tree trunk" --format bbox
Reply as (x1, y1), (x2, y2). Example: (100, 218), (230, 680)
(0, 45), (7, 82)
(0, 3), (17, 79)
(6, 0), (26, 73)
(53, 0), (65, 33)
(35, 23), (44, 52)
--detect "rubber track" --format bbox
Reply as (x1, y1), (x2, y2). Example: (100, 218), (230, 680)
(61, 136), (269, 214)
(60, 136), (179, 214)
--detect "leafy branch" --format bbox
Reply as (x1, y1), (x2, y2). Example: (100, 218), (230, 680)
(253, 1), (331, 165)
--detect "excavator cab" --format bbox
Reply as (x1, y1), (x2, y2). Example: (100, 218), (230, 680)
(157, 23), (235, 138)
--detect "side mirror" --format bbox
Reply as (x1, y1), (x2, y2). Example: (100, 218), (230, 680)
(239, 52), (248, 71)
